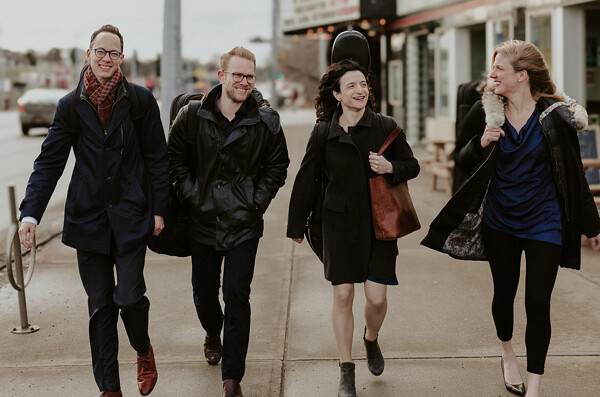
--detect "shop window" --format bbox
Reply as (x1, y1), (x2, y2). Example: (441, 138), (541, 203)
(388, 60), (403, 106)
(470, 24), (487, 81)
(493, 20), (511, 47)
(529, 14), (552, 71)
(437, 32), (450, 117)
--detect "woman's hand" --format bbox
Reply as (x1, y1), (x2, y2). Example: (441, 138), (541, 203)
(586, 235), (600, 251)
(480, 125), (505, 148)
(369, 151), (394, 174)
(292, 238), (304, 244)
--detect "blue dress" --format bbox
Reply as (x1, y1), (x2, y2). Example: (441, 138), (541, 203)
(483, 109), (562, 245)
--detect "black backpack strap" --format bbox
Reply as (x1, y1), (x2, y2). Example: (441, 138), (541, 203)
(126, 82), (145, 146)
(313, 121), (329, 183)
(185, 100), (202, 138)
(67, 88), (80, 139)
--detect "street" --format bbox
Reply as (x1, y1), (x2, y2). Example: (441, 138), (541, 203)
(0, 110), (74, 233)
(0, 108), (599, 396)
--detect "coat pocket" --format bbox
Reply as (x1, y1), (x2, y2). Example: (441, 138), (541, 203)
(323, 196), (346, 213)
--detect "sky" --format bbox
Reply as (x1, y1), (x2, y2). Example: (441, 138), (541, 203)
(0, 0), (274, 66)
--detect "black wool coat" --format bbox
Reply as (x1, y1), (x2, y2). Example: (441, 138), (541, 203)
(421, 97), (600, 269)
(287, 108), (420, 283)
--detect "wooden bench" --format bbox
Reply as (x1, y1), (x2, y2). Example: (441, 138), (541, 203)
(423, 117), (455, 196)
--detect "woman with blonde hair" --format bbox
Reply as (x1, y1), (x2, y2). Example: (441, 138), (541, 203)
(422, 40), (600, 396)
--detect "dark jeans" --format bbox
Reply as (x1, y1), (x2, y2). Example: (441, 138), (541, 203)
(190, 238), (259, 382)
(77, 241), (150, 392)
(482, 223), (561, 375)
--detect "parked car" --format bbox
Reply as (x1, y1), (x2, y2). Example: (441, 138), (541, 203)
(17, 88), (69, 135)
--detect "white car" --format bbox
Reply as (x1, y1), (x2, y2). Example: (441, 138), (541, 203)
(17, 88), (69, 135)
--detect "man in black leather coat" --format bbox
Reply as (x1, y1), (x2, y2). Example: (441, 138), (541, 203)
(168, 46), (289, 397)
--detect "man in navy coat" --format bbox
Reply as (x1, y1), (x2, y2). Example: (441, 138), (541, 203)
(18, 24), (168, 397)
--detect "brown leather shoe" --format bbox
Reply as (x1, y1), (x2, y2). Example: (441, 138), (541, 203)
(222, 379), (243, 397)
(100, 391), (122, 397)
(137, 344), (158, 396)
(204, 336), (222, 365)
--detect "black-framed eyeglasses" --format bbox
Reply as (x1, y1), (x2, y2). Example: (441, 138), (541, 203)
(92, 48), (122, 61)
(223, 71), (255, 84)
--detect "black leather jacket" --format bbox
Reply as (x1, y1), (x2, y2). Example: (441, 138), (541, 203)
(168, 85), (289, 250)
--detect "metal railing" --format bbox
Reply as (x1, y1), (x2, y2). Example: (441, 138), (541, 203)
(5, 185), (39, 334)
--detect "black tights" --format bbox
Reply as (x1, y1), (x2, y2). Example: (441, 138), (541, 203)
(482, 223), (561, 375)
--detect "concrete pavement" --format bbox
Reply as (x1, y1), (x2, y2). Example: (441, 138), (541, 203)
(1, 108), (599, 396)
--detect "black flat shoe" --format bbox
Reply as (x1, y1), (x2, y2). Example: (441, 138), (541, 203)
(363, 326), (384, 376)
(501, 358), (526, 396)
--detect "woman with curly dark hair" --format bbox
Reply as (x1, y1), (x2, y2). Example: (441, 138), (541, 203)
(287, 59), (419, 396)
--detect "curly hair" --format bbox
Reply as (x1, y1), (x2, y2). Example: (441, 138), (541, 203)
(315, 59), (375, 122)
(492, 40), (563, 101)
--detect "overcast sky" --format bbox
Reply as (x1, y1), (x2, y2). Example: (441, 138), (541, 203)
(0, 0), (274, 66)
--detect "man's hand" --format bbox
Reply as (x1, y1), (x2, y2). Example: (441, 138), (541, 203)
(154, 215), (165, 236)
(291, 237), (304, 244)
(18, 222), (36, 249)
(585, 235), (600, 252)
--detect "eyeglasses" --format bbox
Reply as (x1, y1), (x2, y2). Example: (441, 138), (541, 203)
(92, 48), (122, 61)
(223, 71), (255, 84)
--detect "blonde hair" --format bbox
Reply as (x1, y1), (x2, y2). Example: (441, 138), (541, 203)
(220, 46), (256, 71)
(492, 40), (563, 101)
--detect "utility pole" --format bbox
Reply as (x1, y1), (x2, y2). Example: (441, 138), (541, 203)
(131, 50), (139, 84)
(0, 48), (6, 110)
(271, 0), (279, 108)
(161, 0), (182, 134)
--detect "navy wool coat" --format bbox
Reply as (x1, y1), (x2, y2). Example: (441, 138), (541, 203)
(20, 76), (169, 255)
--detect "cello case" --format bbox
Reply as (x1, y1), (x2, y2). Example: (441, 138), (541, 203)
(331, 30), (371, 72)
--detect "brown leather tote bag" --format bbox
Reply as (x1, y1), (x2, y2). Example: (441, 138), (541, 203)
(369, 126), (420, 240)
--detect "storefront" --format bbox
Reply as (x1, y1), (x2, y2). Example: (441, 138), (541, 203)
(280, 0), (600, 139)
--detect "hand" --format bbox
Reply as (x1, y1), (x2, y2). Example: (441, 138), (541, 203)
(480, 125), (505, 148)
(292, 237), (304, 244)
(18, 222), (36, 249)
(368, 151), (393, 174)
(585, 235), (600, 251)
(153, 215), (165, 236)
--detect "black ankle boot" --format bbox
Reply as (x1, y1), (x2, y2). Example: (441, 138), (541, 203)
(338, 362), (356, 397)
(363, 326), (384, 376)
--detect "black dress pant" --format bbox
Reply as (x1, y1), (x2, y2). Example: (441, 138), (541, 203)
(482, 223), (561, 375)
(190, 238), (259, 382)
(77, 241), (150, 392)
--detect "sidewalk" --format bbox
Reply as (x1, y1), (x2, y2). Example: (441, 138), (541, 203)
(1, 108), (599, 396)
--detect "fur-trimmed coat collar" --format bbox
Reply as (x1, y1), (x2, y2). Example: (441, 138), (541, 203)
(480, 80), (588, 132)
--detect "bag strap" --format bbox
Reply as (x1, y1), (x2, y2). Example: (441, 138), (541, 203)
(377, 125), (402, 155)
(313, 122), (328, 181)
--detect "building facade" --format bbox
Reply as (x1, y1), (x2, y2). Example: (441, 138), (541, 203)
(281, 0), (600, 143)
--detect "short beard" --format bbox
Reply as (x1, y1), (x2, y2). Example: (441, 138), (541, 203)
(225, 86), (250, 104)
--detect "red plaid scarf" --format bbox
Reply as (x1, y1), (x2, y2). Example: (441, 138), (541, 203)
(84, 65), (123, 130)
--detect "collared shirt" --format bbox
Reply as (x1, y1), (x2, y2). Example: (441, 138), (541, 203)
(213, 92), (248, 137)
